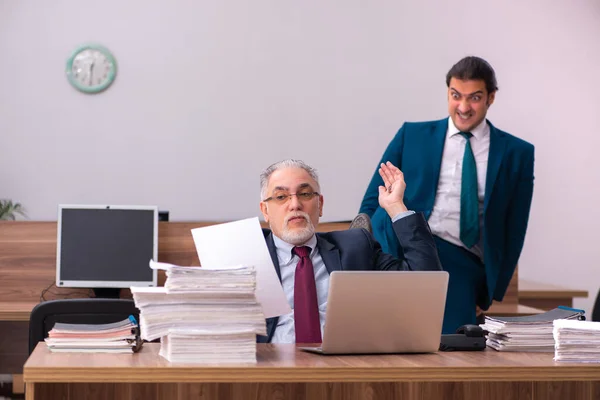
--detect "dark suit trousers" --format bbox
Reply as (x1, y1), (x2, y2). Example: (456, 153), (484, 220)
(434, 236), (486, 334)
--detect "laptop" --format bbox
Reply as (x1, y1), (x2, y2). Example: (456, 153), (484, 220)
(299, 270), (449, 355)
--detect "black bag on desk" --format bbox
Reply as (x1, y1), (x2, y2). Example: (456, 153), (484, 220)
(439, 324), (486, 351)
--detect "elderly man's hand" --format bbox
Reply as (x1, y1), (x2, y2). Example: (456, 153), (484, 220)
(378, 161), (409, 218)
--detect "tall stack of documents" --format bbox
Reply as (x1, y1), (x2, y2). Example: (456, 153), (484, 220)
(481, 307), (585, 352)
(131, 260), (266, 363)
(553, 319), (600, 362)
(45, 316), (141, 353)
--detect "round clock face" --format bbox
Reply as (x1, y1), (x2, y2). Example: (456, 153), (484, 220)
(66, 44), (117, 93)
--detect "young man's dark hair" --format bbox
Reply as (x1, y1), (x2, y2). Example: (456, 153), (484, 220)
(446, 56), (498, 94)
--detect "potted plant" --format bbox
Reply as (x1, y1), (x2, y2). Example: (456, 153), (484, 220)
(0, 199), (27, 220)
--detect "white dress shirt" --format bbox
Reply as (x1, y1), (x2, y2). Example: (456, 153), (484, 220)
(270, 234), (329, 344)
(427, 117), (490, 258)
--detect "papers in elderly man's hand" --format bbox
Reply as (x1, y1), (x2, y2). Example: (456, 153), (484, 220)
(191, 217), (291, 318)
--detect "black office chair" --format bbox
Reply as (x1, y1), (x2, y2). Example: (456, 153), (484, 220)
(592, 289), (600, 322)
(348, 213), (372, 233)
(28, 298), (140, 354)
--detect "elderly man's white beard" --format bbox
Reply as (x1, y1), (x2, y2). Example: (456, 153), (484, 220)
(279, 211), (316, 245)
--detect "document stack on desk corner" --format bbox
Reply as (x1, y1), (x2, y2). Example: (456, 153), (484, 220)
(44, 316), (142, 353)
(131, 260), (266, 364)
(481, 307), (585, 352)
(554, 319), (600, 362)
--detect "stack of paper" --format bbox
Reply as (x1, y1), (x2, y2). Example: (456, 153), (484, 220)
(132, 261), (266, 364)
(133, 218), (291, 364)
(554, 319), (600, 362)
(163, 264), (257, 293)
(481, 307), (585, 352)
(45, 316), (139, 353)
(159, 331), (258, 363)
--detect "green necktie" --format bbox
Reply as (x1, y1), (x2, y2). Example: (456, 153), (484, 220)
(459, 132), (479, 248)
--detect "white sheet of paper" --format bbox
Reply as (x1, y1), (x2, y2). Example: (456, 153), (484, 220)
(191, 217), (291, 318)
(149, 259), (247, 271)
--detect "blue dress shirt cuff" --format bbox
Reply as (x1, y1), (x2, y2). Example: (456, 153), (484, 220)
(391, 210), (416, 222)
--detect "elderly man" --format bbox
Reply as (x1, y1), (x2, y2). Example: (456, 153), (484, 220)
(258, 159), (442, 344)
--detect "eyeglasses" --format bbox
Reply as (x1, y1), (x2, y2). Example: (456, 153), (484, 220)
(262, 191), (320, 205)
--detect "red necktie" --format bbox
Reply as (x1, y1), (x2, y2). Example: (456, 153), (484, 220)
(293, 246), (322, 343)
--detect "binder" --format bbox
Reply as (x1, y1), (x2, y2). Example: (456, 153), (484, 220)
(128, 315), (144, 353)
(45, 314), (143, 353)
(486, 307), (585, 324)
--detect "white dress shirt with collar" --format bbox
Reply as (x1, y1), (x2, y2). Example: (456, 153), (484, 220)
(427, 116), (490, 259)
(270, 234), (329, 344)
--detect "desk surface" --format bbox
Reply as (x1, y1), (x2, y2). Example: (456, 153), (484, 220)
(24, 343), (600, 383)
(519, 280), (589, 299)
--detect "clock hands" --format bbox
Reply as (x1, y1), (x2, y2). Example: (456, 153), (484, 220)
(89, 61), (95, 86)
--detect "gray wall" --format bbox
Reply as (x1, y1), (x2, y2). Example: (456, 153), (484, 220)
(1, 0), (600, 313)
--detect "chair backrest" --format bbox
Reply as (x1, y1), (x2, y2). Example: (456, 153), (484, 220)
(28, 298), (139, 354)
(348, 213), (372, 234)
(592, 289), (600, 322)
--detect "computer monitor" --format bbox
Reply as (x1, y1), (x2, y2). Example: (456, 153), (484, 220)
(56, 205), (158, 297)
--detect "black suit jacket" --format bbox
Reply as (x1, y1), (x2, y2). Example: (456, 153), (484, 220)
(257, 212), (442, 342)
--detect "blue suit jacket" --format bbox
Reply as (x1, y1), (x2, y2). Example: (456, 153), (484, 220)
(257, 212), (442, 343)
(359, 118), (534, 308)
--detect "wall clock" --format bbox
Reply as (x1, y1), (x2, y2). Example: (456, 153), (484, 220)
(66, 44), (117, 93)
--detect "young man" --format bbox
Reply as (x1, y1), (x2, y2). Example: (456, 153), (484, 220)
(258, 159), (441, 343)
(359, 56), (535, 334)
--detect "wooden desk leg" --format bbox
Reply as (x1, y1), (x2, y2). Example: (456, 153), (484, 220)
(13, 374), (25, 394)
(25, 382), (35, 400)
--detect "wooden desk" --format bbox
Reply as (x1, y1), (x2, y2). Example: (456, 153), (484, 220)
(519, 280), (589, 310)
(24, 343), (600, 400)
(0, 301), (37, 321)
(0, 293), (544, 395)
(0, 302), (35, 394)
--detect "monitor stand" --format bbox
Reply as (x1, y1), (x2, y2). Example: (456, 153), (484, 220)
(93, 288), (121, 299)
